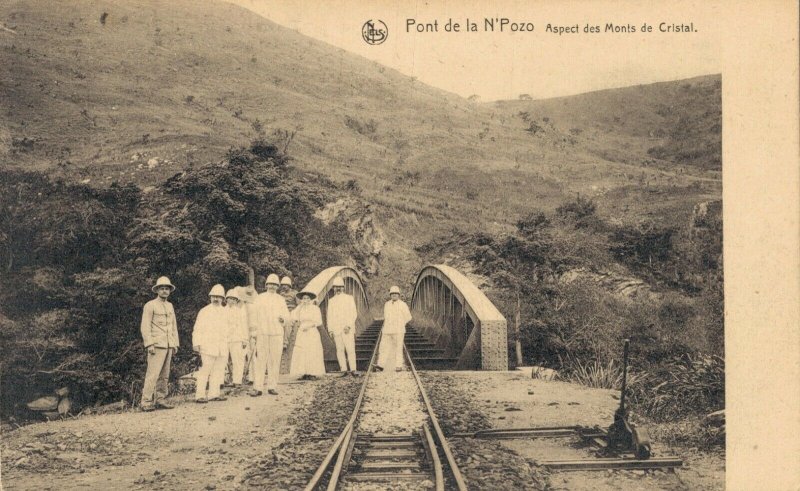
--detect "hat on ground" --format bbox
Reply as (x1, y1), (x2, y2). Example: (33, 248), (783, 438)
(152, 276), (176, 293)
(280, 276), (293, 286)
(389, 285), (401, 295)
(296, 290), (317, 300)
(266, 274), (280, 286)
(332, 277), (345, 288)
(209, 284), (225, 297)
(225, 288), (240, 300)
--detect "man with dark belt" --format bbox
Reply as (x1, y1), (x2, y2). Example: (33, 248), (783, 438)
(140, 276), (179, 411)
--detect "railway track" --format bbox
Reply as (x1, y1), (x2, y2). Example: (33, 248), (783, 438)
(304, 320), (468, 491)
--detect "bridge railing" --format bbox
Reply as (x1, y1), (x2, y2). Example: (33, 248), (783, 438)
(411, 264), (508, 370)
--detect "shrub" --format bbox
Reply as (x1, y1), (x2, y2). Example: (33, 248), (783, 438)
(629, 353), (724, 421)
(0, 138), (361, 419)
(561, 357), (647, 390)
(556, 195), (597, 227)
(344, 179), (361, 193)
(344, 115), (378, 137)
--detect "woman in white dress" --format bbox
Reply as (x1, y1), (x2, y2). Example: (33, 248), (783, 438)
(289, 290), (326, 379)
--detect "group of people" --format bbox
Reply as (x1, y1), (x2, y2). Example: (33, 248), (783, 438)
(138, 272), (412, 411)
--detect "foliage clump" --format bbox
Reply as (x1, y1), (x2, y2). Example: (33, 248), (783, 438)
(418, 194), (723, 429)
(0, 140), (358, 418)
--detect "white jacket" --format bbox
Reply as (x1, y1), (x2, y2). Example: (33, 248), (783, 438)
(192, 304), (228, 356)
(383, 300), (412, 335)
(291, 303), (323, 330)
(327, 293), (358, 335)
(254, 291), (290, 337)
(227, 304), (249, 343)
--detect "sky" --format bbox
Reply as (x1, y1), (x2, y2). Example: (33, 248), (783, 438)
(227, 0), (721, 101)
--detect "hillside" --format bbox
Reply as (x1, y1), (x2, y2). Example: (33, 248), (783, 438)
(1, 0), (721, 295)
(492, 75), (721, 173)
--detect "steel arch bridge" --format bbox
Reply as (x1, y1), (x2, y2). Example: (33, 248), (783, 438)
(410, 264), (508, 370)
(291, 264), (507, 371)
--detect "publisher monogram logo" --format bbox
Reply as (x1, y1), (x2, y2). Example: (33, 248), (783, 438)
(362, 20), (388, 45)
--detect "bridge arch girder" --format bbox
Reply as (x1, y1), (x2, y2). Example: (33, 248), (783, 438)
(411, 264), (508, 370)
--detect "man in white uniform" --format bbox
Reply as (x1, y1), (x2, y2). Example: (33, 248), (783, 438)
(251, 274), (290, 396)
(326, 277), (359, 376)
(239, 284), (258, 385)
(376, 285), (412, 372)
(225, 288), (250, 387)
(192, 284), (229, 402)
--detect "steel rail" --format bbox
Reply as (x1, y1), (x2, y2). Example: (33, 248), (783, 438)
(422, 424), (445, 491)
(404, 345), (469, 491)
(304, 329), (382, 491)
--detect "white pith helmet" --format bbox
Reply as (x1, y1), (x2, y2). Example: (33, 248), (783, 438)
(332, 277), (345, 288)
(209, 284), (225, 297)
(225, 288), (240, 300)
(389, 285), (401, 295)
(265, 274), (280, 286)
(152, 276), (176, 293)
(280, 276), (292, 287)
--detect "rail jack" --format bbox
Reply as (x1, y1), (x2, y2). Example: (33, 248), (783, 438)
(451, 340), (683, 472)
(604, 338), (651, 459)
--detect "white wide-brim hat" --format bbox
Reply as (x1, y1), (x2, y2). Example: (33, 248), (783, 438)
(296, 290), (317, 300)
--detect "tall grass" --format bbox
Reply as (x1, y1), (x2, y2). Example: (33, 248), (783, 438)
(561, 357), (647, 390)
(629, 353), (724, 421)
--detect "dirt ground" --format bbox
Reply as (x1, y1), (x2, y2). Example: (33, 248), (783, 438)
(423, 370), (725, 491)
(1, 377), (316, 491)
(1, 371), (724, 490)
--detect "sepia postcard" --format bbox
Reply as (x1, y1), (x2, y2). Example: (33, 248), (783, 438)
(0, 1), (797, 490)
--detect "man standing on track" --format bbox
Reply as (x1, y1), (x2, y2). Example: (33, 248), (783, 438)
(376, 285), (412, 372)
(140, 276), (179, 411)
(251, 274), (290, 396)
(326, 277), (359, 376)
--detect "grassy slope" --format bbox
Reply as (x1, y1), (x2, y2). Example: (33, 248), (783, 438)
(0, 0), (721, 297)
(492, 75), (722, 172)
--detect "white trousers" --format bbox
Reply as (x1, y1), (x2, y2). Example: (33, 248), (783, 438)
(254, 335), (283, 391)
(333, 332), (357, 372)
(196, 353), (226, 400)
(228, 342), (247, 385)
(246, 340), (256, 382)
(377, 333), (404, 371)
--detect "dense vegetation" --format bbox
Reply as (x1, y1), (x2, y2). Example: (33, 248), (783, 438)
(0, 141), (359, 418)
(418, 195), (723, 431)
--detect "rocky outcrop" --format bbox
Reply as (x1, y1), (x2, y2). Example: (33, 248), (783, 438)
(560, 268), (654, 299)
(26, 388), (72, 420)
(314, 198), (385, 275)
